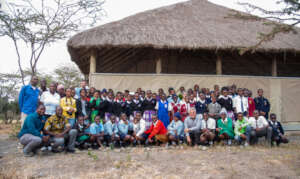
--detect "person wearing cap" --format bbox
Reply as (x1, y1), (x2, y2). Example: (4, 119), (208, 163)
(144, 113), (168, 145)
(167, 112), (184, 145)
(216, 110), (234, 145)
(200, 112), (216, 146)
(155, 93), (172, 128)
(57, 84), (65, 98)
(268, 113), (289, 146)
(184, 108), (202, 146)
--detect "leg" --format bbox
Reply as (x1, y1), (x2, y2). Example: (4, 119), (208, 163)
(52, 137), (65, 149)
(200, 133), (207, 144)
(20, 134), (42, 155)
(20, 113), (27, 128)
(250, 130), (257, 145)
(66, 129), (78, 150)
(245, 126), (251, 144)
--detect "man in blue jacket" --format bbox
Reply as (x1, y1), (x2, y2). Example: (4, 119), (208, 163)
(18, 104), (49, 157)
(19, 76), (40, 127)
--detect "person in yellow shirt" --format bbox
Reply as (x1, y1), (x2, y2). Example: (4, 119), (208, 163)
(60, 88), (77, 128)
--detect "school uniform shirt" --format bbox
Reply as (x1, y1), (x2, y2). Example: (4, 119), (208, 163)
(40, 91), (60, 116)
(170, 101), (181, 113)
(103, 120), (116, 136)
(217, 95), (233, 112)
(207, 102), (221, 116)
(167, 120), (184, 137)
(133, 122), (140, 133)
(233, 95), (248, 113)
(142, 97), (156, 112)
(195, 99), (209, 114)
(254, 96), (270, 117)
(104, 98), (114, 114)
(44, 115), (69, 134)
(75, 98), (90, 118)
(217, 118), (234, 138)
(89, 122), (104, 135)
(18, 85), (40, 115)
(136, 118), (147, 137)
(248, 116), (268, 129)
(201, 118), (216, 130)
(131, 99), (143, 112)
(268, 120), (284, 136)
(118, 120), (129, 135)
(124, 100), (134, 117)
(113, 99), (125, 117)
(189, 99), (196, 109)
(248, 97), (256, 117)
(179, 100), (190, 121)
(60, 97), (77, 119)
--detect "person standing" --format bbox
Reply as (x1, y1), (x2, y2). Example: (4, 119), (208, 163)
(74, 80), (89, 99)
(254, 89), (270, 119)
(40, 82), (60, 119)
(233, 88), (248, 117)
(18, 105), (49, 157)
(207, 94), (221, 120)
(60, 88), (77, 128)
(19, 76), (40, 127)
(155, 93), (172, 128)
(218, 87), (234, 119)
(142, 90), (157, 130)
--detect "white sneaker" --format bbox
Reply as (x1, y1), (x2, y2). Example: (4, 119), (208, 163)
(209, 141), (213, 146)
(244, 142), (249, 147)
(40, 146), (47, 152)
(227, 139), (232, 146)
(47, 146), (52, 151)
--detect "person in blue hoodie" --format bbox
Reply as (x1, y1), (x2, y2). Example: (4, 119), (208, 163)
(18, 104), (49, 157)
(118, 113), (134, 147)
(19, 76), (40, 127)
(167, 112), (184, 145)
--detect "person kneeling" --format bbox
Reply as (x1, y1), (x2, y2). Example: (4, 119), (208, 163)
(216, 110), (234, 145)
(145, 114), (168, 146)
(89, 116), (104, 149)
(103, 115), (119, 147)
(118, 113), (134, 147)
(269, 113), (289, 146)
(74, 115), (90, 149)
(44, 106), (77, 153)
(168, 112), (184, 145)
(234, 112), (251, 147)
(200, 112), (216, 146)
(184, 108), (201, 146)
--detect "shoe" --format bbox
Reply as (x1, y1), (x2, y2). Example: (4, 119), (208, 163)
(66, 149), (76, 153)
(244, 142), (249, 147)
(24, 152), (34, 157)
(47, 146), (52, 151)
(41, 146), (47, 152)
(171, 141), (176, 146)
(227, 139), (232, 146)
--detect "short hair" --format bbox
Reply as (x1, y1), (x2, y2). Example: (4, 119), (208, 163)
(270, 113), (276, 119)
(257, 88), (264, 92)
(237, 112), (243, 116)
(190, 107), (196, 112)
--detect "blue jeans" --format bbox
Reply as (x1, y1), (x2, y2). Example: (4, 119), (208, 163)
(235, 125), (251, 143)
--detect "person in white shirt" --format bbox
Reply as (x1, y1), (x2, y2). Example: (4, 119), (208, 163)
(40, 82), (60, 119)
(248, 110), (272, 145)
(233, 88), (248, 117)
(135, 112), (148, 143)
(200, 112), (216, 145)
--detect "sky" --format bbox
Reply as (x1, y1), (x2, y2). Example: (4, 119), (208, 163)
(0, 0), (290, 74)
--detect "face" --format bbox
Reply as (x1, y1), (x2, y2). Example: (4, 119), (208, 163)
(108, 93), (113, 99)
(189, 109), (196, 118)
(180, 87), (184, 92)
(121, 114), (127, 121)
(133, 118), (138, 124)
(253, 111), (259, 118)
(161, 94), (166, 100)
(172, 95), (177, 102)
(136, 113), (141, 120)
(94, 92), (99, 99)
(40, 80), (46, 87)
(184, 95), (189, 102)
(244, 90), (249, 97)
(71, 89), (76, 97)
(78, 118), (84, 125)
(111, 117), (116, 123)
(158, 88), (163, 94)
(194, 85), (199, 91)
(237, 114), (243, 121)
(127, 95), (132, 101)
(271, 115), (276, 122)
(56, 107), (63, 117)
(238, 89), (243, 96)
(152, 93), (157, 99)
(214, 85), (219, 91)
(80, 89), (86, 97)
(152, 115), (158, 122)
(258, 89), (263, 96)
(134, 94), (139, 100)
(95, 117), (100, 124)
(200, 93), (205, 100)
(174, 116), (179, 122)
(37, 106), (45, 116)
(80, 81), (86, 88)
(49, 83), (56, 93)
(31, 76), (39, 86)
(223, 89), (228, 97)
(203, 113), (208, 120)
(221, 113), (226, 119)
(58, 88), (65, 95)
(146, 91), (152, 98)
(65, 89), (72, 97)
(211, 95), (216, 103)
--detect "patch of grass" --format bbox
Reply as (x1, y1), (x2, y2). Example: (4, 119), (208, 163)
(87, 151), (98, 160)
(9, 123), (21, 139)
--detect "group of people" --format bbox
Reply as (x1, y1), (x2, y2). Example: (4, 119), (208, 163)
(18, 76), (289, 157)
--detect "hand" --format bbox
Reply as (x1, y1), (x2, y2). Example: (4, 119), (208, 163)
(239, 127), (242, 131)
(216, 128), (220, 132)
(84, 116), (88, 120)
(55, 133), (64, 138)
(148, 138), (153, 143)
(184, 128), (189, 133)
(42, 135), (50, 143)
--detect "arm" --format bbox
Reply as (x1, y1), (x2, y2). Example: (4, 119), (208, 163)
(106, 123), (113, 136)
(60, 98), (69, 112)
(177, 121), (184, 136)
(25, 116), (43, 138)
(148, 122), (161, 139)
(136, 120), (146, 137)
(72, 99), (77, 113)
(18, 86), (25, 111)
(189, 119), (201, 132)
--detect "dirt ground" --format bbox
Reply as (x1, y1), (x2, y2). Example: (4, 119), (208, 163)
(1, 124), (300, 179)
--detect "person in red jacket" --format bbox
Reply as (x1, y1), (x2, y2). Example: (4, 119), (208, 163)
(245, 89), (255, 117)
(145, 114), (168, 145)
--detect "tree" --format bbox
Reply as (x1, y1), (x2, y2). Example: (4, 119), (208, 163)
(53, 63), (84, 88)
(228, 0), (300, 54)
(0, 0), (105, 85)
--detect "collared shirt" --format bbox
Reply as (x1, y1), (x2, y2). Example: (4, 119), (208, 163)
(248, 116), (268, 129)
(234, 118), (249, 136)
(201, 118), (216, 130)
(118, 120), (129, 135)
(18, 85), (40, 115)
(18, 112), (45, 138)
(207, 102), (221, 115)
(90, 122), (104, 135)
(60, 97), (77, 119)
(233, 95), (248, 113)
(155, 100), (172, 111)
(44, 115), (69, 134)
(184, 116), (202, 136)
(40, 91), (60, 115)
(168, 120), (184, 137)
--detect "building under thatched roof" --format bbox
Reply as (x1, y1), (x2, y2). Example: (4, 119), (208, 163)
(67, 0), (300, 77)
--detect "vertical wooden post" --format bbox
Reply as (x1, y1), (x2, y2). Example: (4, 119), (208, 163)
(272, 57), (277, 77)
(89, 52), (96, 74)
(156, 58), (162, 74)
(216, 55), (222, 75)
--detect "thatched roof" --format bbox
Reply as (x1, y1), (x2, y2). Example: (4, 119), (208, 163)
(67, 0), (300, 74)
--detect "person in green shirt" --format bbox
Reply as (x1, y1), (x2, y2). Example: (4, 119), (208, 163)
(216, 110), (234, 145)
(234, 112), (251, 146)
(89, 91), (101, 123)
